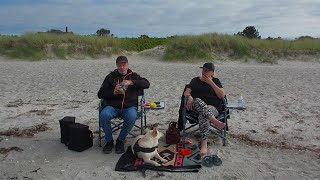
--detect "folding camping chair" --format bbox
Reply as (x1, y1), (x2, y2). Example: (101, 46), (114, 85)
(98, 90), (147, 147)
(178, 85), (230, 146)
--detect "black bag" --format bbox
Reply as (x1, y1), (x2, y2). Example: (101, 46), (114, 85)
(59, 116), (75, 145)
(68, 123), (93, 152)
(165, 121), (181, 145)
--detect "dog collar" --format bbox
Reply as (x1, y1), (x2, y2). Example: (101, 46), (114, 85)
(133, 139), (158, 156)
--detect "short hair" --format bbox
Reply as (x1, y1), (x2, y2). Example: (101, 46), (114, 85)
(116, 56), (128, 64)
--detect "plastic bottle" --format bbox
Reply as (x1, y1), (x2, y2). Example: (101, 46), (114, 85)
(238, 94), (245, 108)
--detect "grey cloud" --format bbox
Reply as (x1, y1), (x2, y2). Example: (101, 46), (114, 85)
(0, 0), (319, 38)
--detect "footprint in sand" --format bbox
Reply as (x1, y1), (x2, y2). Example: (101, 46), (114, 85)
(8, 109), (54, 119)
(5, 99), (30, 107)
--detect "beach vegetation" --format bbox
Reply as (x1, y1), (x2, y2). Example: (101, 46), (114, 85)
(0, 32), (320, 62)
(236, 26), (261, 39)
(164, 33), (320, 63)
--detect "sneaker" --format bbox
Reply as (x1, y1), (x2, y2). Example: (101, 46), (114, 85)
(103, 140), (114, 154)
(115, 139), (125, 154)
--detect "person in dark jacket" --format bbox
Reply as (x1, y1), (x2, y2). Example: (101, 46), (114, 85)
(183, 62), (225, 156)
(98, 56), (150, 154)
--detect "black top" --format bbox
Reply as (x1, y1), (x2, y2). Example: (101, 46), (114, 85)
(188, 77), (223, 113)
(97, 69), (150, 108)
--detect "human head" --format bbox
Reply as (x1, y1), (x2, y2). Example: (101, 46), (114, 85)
(116, 56), (129, 75)
(200, 62), (215, 77)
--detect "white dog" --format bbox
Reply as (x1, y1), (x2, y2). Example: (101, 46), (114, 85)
(131, 128), (168, 166)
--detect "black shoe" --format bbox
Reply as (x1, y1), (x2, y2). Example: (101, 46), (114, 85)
(115, 139), (125, 154)
(103, 140), (114, 154)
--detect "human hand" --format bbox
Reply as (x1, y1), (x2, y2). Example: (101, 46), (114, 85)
(200, 75), (213, 84)
(114, 82), (124, 95)
(186, 96), (193, 111)
(122, 80), (133, 86)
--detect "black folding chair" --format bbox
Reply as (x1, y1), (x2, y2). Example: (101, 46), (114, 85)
(98, 90), (147, 147)
(178, 85), (230, 146)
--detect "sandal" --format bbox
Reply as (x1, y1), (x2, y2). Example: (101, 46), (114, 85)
(202, 155), (222, 167)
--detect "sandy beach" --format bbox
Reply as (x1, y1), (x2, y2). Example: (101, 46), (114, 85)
(0, 56), (320, 180)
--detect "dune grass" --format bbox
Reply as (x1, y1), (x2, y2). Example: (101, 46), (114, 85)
(164, 33), (320, 63)
(0, 33), (168, 60)
(0, 33), (320, 62)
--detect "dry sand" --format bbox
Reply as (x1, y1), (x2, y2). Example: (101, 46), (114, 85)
(0, 56), (320, 180)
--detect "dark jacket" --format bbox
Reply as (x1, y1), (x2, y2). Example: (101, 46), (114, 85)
(98, 69), (150, 108)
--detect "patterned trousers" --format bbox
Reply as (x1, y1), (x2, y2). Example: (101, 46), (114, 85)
(192, 98), (219, 140)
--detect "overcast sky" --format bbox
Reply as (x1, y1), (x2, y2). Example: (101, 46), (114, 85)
(0, 0), (319, 38)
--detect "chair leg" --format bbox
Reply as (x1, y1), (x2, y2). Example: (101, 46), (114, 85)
(98, 127), (102, 147)
(140, 112), (144, 135)
(206, 122), (228, 146)
(143, 110), (147, 134)
(222, 129), (226, 146)
(222, 117), (228, 146)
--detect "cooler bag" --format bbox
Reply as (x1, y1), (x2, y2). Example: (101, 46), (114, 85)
(59, 116), (76, 145)
(68, 123), (93, 152)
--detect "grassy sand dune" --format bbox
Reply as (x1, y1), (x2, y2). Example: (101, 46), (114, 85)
(1, 33), (320, 63)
